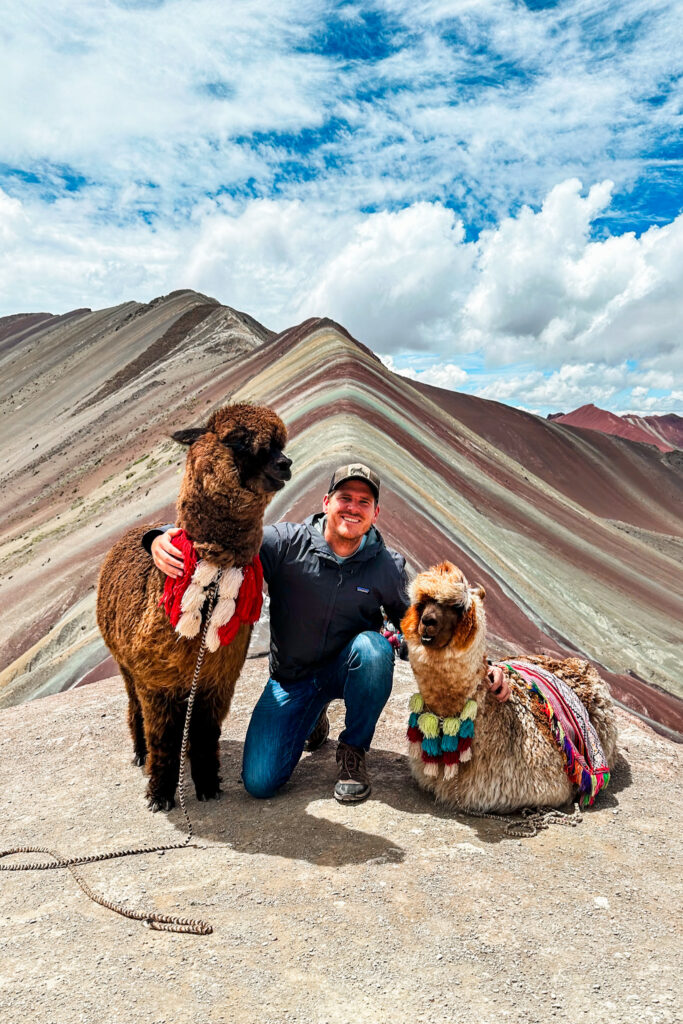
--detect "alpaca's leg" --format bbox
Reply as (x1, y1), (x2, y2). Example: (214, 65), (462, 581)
(120, 665), (147, 767)
(187, 694), (225, 801)
(139, 689), (185, 812)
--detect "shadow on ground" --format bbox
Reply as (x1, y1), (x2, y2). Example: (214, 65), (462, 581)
(156, 740), (634, 858)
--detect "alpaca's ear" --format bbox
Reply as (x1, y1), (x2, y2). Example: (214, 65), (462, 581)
(171, 427), (206, 446)
(471, 584), (486, 601)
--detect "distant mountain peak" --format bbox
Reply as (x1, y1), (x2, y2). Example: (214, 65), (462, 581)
(550, 404), (683, 452)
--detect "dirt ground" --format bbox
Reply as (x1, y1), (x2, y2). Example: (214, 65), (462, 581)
(0, 657), (681, 1024)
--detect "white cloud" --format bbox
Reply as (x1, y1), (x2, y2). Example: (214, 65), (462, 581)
(1, 1), (681, 413)
(379, 355), (469, 391)
(298, 203), (472, 349)
(1, 178), (681, 416)
(2, 0), (681, 227)
(461, 179), (683, 375)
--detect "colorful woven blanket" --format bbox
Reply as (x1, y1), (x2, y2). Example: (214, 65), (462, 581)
(159, 530), (263, 652)
(505, 660), (611, 807)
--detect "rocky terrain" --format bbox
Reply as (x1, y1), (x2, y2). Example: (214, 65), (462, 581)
(1, 659), (680, 1024)
(1, 291), (681, 738)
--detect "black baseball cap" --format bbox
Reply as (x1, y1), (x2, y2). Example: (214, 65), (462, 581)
(328, 463), (380, 501)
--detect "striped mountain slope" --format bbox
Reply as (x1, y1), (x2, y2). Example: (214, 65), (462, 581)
(1, 294), (681, 740)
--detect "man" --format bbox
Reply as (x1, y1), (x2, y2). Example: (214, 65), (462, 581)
(147, 462), (509, 804)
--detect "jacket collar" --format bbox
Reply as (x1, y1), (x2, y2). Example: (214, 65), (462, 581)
(305, 512), (385, 564)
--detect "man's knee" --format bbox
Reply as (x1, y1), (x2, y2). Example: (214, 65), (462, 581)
(241, 765), (279, 800)
(350, 630), (394, 672)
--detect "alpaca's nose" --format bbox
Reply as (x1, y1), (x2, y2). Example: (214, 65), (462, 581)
(421, 613), (437, 632)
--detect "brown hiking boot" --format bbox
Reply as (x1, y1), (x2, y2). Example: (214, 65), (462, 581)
(304, 704), (330, 752)
(334, 741), (371, 804)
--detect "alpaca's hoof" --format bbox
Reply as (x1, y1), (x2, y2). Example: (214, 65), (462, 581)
(196, 786), (222, 802)
(147, 796), (175, 812)
(132, 753), (146, 767)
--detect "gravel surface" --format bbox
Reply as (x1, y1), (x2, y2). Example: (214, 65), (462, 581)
(1, 657), (681, 1024)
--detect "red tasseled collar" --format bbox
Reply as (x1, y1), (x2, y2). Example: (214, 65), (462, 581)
(159, 530), (263, 646)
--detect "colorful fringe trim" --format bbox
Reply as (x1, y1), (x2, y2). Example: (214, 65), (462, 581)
(503, 661), (611, 808)
(160, 530), (263, 651)
(406, 693), (477, 779)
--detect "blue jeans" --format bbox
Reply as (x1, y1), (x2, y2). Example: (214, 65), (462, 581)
(242, 631), (394, 799)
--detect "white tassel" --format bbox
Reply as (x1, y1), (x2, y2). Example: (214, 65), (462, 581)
(460, 748), (472, 762)
(210, 595), (237, 628)
(205, 621), (221, 652)
(176, 610), (201, 637)
(408, 741), (422, 760)
(180, 583), (207, 614)
(423, 762), (439, 777)
(193, 560), (219, 588)
(443, 763), (458, 780)
(219, 567), (243, 599)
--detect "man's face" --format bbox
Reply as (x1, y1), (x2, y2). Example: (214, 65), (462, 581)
(322, 480), (379, 543)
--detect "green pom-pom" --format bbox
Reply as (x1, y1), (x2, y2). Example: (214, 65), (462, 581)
(409, 693), (424, 713)
(442, 717), (460, 736)
(417, 712), (439, 739)
(462, 699), (478, 721)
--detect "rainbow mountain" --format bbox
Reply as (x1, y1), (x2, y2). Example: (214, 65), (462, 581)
(1, 290), (681, 737)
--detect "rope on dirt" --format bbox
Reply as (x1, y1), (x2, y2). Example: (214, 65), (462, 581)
(0, 575), (223, 935)
(455, 801), (583, 838)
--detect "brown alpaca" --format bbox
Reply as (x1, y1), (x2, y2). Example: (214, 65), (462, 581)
(401, 562), (618, 814)
(96, 403), (291, 811)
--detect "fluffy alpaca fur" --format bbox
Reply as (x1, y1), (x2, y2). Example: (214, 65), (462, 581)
(401, 562), (618, 814)
(96, 403), (290, 811)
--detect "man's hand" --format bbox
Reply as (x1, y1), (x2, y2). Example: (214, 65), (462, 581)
(151, 528), (184, 578)
(487, 664), (511, 702)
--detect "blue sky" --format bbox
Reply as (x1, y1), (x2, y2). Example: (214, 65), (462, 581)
(1, 0), (681, 414)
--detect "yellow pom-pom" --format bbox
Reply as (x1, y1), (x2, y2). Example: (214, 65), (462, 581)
(417, 712), (439, 739)
(462, 699), (478, 721)
(442, 717), (460, 736)
(409, 693), (424, 713)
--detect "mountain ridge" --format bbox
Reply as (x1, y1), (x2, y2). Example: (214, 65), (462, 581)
(1, 292), (681, 739)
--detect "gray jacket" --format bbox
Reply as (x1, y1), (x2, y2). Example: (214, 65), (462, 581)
(143, 513), (408, 683)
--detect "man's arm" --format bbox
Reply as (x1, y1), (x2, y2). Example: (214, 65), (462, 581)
(147, 523), (289, 582)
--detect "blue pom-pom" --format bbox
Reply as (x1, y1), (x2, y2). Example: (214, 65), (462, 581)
(441, 734), (459, 753)
(409, 712), (419, 729)
(460, 719), (474, 739)
(421, 737), (441, 757)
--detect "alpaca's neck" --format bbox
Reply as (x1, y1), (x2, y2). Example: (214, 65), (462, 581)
(177, 484), (268, 568)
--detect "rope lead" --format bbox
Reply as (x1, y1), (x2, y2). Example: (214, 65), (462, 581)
(0, 574), (223, 935)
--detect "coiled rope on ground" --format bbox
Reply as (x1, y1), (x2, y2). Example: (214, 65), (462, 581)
(0, 574), (223, 935)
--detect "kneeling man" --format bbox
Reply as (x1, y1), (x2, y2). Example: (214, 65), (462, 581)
(147, 463), (508, 804)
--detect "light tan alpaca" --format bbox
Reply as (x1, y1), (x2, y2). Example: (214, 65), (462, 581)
(401, 562), (618, 813)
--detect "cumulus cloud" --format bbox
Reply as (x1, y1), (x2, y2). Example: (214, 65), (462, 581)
(298, 203), (473, 349)
(1, 2), (681, 413)
(462, 179), (683, 373)
(1, 177), (681, 415)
